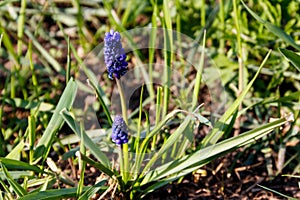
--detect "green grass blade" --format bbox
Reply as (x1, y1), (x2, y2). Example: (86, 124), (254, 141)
(241, 0), (300, 51)
(34, 78), (77, 162)
(79, 153), (114, 178)
(60, 109), (110, 168)
(76, 122), (86, 197)
(162, 0), (173, 117)
(279, 48), (300, 72)
(0, 0), (18, 7)
(17, 0), (26, 57)
(258, 184), (298, 200)
(0, 171), (33, 180)
(24, 30), (64, 74)
(5, 140), (24, 160)
(141, 113), (294, 184)
(78, 180), (107, 200)
(18, 187), (89, 200)
(2, 98), (53, 111)
(121, 0), (135, 26)
(141, 116), (192, 176)
(0, 27), (18, 65)
(66, 37), (71, 83)
(0, 163), (27, 197)
(28, 115), (36, 165)
(192, 30), (206, 109)
(83, 67), (113, 126)
(148, 0), (158, 98)
(0, 158), (43, 173)
(201, 50), (272, 147)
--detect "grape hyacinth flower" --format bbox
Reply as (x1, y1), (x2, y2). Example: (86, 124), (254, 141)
(111, 115), (129, 145)
(104, 30), (128, 79)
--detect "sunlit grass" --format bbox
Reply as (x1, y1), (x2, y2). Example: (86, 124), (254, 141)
(0, 0), (299, 199)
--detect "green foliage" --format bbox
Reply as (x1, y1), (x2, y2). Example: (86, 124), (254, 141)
(0, 0), (299, 199)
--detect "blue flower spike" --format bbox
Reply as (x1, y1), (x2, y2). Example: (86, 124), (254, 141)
(104, 30), (128, 80)
(111, 115), (129, 146)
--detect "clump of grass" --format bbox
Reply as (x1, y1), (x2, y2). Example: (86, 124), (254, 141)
(0, 0), (299, 199)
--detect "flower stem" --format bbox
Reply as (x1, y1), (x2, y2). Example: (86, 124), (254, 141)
(116, 79), (129, 184)
(119, 145), (124, 180)
(116, 79), (128, 125)
(122, 143), (129, 184)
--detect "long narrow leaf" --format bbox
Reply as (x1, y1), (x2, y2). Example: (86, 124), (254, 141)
(241, 0), (300, 51)
(60, 109), (110, 168)
(201, 50), (272, 147)
(279, 48), (300, 72)
(0, 158), (43, 173)
(140, 116), (192, 176)
(24, 30), (64, 74)
(34, 78), (77, 162)
(78, 180), (107, 200)
(18, 187), (89, 200)
(5, 140), (24, 160)
(0, 163), (27, 197)
(258, 184), (298, 200)
(141, 113), (293, 184)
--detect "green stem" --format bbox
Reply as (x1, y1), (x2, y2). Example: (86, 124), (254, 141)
(116, 79), (129, 184)
(151, 86), (162, 150)
(122, 143), (129, 184)
(135, 84), (144, 152)
(119, 146), (124, 182)
(219, 0), (225, 53)
(17, 0), (26, 59)
(201, 0), (206, 26)
(233, 0), (244, 95)
(116, 79), (128, 125)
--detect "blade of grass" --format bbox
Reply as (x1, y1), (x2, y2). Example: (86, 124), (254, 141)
(121, 0), (135, 26)
(24, 29), (64, 74)
(78, 180), (107, 200)
(2, 98), (53, 111)
(134, 84), (145, 152)
(241, 0), (300, 51)
(0, 171), (33, 180)
(17, 0), (26, 58)
(233, 0), (246, 97)
(60, 109), (110, 168)
(28, 115), (36, 165)
(201, 0), (206, 26)
(192, 30), (206, 110)
(0, 0), (18, 7)
(201, 50), (272, 147)
(76, 122), (86, 197)
(5, 140), (24, 160)
(258, 184), (298, 200)
(66, 36), (71, 83)
(148, 0), (158, 99)
(151, 86), (162, 150)
(79, 153), (114, 178)
(0, 163), (27, 197)
(162, 0), (173, 117)
(0, 26), (19, 98)
(140, 115), (193, 176)
(0, 178), (13, 199)
(34, 78), (77, 163)
(141, 113), (294, 184)
(18, 187), (90, 200)
(28, 41), (39, 97)
(279, 48), (300, 72)
(0, 158), (43, 173)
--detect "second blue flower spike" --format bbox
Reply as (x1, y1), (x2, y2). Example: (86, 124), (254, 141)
(111, 115), (129, 145)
